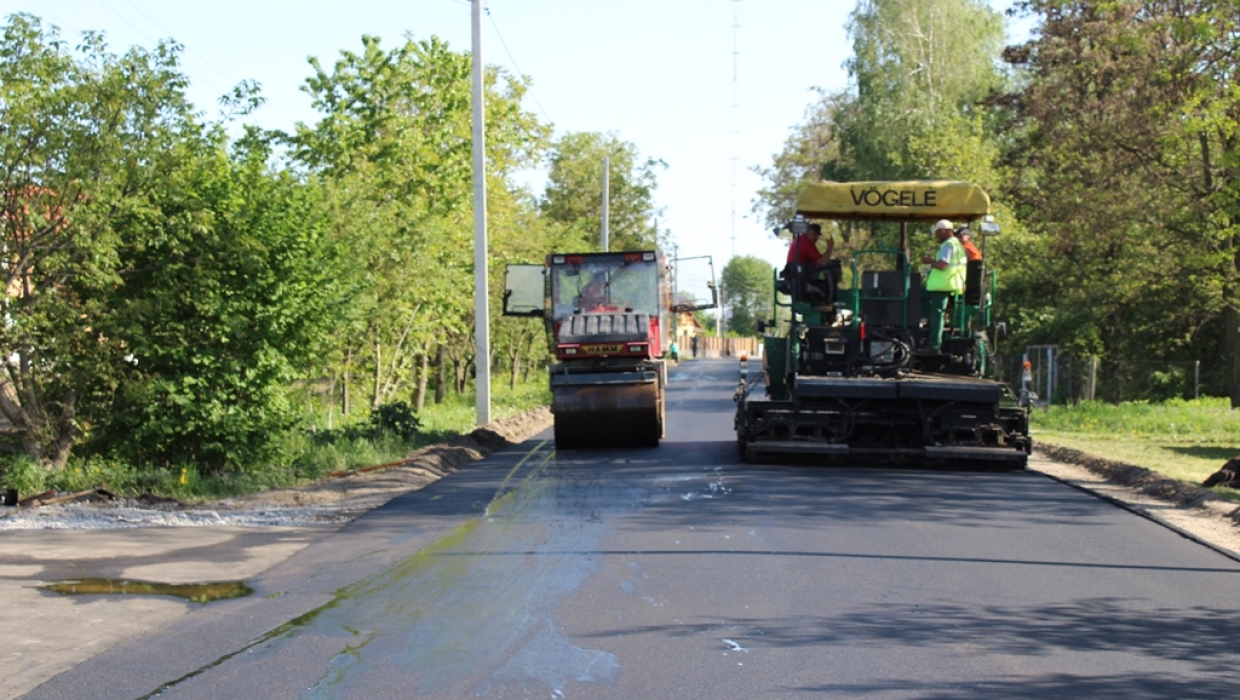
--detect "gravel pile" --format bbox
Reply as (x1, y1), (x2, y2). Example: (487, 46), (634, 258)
(0, 502), (352, 530)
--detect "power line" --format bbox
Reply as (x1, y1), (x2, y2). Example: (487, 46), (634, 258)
(484, 6), (553, 124)
(27, 1), (67, 31)
(39, 0), (303, 125)
(120, 0), (231, 85)
(111, 0), (302, 125)
(45, 1), (211, 88)
(91, 0), (224, 96)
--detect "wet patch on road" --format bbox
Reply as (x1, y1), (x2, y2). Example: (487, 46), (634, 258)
(39, 578), (252, 603)
(137, 439), (629, 699)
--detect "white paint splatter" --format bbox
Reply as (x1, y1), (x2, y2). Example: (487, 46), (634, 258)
(654, 475), (697, 483)
(722, 639), (750, 653)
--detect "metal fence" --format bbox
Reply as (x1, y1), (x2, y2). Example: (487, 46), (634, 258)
(996, 346), (1204, 406)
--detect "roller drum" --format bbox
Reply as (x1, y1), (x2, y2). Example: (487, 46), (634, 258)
(552, 382), (662, 449)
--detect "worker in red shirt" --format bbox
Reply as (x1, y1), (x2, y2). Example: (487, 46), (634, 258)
(784, 222), (836, 308)
(786, 223), (834, 268)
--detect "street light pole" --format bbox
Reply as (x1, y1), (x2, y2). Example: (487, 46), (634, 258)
(471, 0), (490, 425)
(601, 156), (610, 252)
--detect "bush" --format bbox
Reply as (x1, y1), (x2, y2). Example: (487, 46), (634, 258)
(1146, 367), (1188, 402)
(369, 401), (421, 441)
(0, 455), (48, 498)
(311, 401), (421, 445)
(52, 456), (142, 494)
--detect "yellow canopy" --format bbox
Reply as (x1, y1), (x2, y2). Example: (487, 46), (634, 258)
(795, 180), (991, 222)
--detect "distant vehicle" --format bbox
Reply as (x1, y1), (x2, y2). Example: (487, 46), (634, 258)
(504, 250), (715, 449)
(735, 180), (1031, 468)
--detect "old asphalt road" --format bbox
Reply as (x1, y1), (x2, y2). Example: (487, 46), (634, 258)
(11, 359), (1240, 699)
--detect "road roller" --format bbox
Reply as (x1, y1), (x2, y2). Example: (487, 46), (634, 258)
(735, 180), (1032, 468)
(503, 250), (715, 449)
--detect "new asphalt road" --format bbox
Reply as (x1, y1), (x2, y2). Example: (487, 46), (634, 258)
(19, 360), (1240, 699)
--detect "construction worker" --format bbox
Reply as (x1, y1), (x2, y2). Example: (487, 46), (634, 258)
(956, 228), (982, 261)
(920, 219), (967, 352)
(784, 222), (836, 307)
(579, 271), (608, 309)
(786, 222), (834, 268)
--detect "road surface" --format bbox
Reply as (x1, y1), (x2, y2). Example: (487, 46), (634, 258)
(21, 360), (1240, 699)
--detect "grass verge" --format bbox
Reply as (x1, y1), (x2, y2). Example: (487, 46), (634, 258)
(1031, 397), (1240, 504)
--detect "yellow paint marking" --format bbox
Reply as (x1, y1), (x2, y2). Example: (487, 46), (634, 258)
(487, 439), (555, 517)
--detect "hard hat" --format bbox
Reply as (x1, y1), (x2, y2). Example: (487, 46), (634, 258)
(933, 219), (954, 232)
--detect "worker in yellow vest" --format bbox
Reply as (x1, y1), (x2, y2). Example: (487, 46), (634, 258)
(920, 219), (967, 352)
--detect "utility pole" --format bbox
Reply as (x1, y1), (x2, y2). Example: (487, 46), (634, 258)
(471, 0), (490, 425)
(601, 156), (610, 252)
(670, 241), (678, 345)
(722, 0), (740, 346)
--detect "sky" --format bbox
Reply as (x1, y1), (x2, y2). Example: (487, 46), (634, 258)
(10, 0), (1032, 293)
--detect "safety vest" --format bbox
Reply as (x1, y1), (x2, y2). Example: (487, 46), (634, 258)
(925, 237), (966, 293)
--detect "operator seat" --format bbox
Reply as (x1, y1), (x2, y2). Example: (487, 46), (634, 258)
(780, 260), (839, 308)
(945, 260), (984, 332)
(964, 259), (984, 306)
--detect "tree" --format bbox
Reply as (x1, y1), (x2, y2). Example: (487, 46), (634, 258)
(753, 0), (1007, 228)
(1001, 0), (1240, 402)
(721, 256), (775, 337)
(0, 15), (199, 469)
(288, 34), (550, 417)
(840, 0), (1005, 179)
(751, 91), (846, 230)
(541, 132), (665, 252)
(0, 14), (346, 474)
(94, 139), (344, 471)
(489, 189), (557, 392)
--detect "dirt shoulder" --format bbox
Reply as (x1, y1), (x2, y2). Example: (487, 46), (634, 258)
(216, 406), (553, 516)
(0, 407), (554, 530)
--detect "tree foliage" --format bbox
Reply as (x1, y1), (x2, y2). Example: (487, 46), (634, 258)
(755, 0), (1240, 404)
(96, 142), (344, 470)
(752, 91), (845, 230)
(0, 10), (675, 484)
(753, 0), (1006, 229)
(1001, 0), (1240, 402)
(287, 34), (552, 414)
(0, 14), (355, 472)
(839, 0), (1004, 180)
(1, 15), (192, 468)
(541, 132), (665, 252)
(721, 255), (775, 337)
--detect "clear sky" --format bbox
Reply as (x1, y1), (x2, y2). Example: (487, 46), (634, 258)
(12, 0), (1030, 285)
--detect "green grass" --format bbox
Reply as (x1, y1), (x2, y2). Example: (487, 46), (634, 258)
(1031, 397), (1240, 502)
(241, 377), (551, 499)
(411, 379), (551, 435)
(2, 378), (552, 503)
